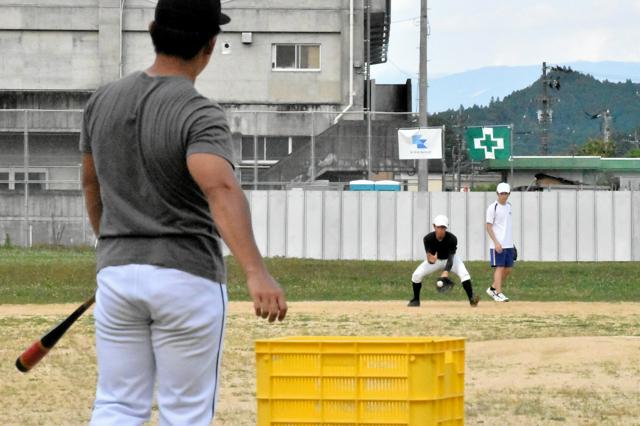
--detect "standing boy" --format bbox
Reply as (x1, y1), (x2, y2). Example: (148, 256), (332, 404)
(486, 182), (515, 302)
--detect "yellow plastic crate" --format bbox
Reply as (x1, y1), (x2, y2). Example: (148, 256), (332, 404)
(255, 336), (464, 425)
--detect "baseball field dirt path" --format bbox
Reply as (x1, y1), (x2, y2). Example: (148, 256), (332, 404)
(3, 300), (639, 317)
(1, 301), (639, 425)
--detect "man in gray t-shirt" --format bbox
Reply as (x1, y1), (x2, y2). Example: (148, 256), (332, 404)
(80, 1), (287, 424)
(81, 70), (233, 284)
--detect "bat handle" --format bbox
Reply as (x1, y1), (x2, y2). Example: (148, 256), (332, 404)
(16, 340), (50, 373)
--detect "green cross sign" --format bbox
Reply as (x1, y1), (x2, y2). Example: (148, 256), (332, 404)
(477, 133), (500, 154)
(465, 126), (511, 160)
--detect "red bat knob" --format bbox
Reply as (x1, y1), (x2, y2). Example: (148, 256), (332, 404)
(16, 341), (50, 372)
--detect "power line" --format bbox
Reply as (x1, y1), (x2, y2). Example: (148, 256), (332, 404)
(386, 59), (418, 79)
(391, 16), (419, 24)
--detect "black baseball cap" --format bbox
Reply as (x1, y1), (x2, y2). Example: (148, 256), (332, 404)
(155, 0), (231, 35)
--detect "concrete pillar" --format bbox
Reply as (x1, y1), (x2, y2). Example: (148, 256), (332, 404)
(99, 0), (122, 84)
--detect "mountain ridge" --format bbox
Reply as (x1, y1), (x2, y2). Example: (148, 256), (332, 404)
(371, 61), (640, 113)
(430, 70), (640, 155)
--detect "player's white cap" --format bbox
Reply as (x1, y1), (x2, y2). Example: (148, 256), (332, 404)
(496, 182), (511, 193)
(433, 214), (449, 228)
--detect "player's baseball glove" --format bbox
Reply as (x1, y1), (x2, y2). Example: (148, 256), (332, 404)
(435, 276), (454, 293)
(513, 245), (518, 261)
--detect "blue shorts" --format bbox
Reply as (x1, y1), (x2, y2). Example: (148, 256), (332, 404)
(490, 248), (515, 268)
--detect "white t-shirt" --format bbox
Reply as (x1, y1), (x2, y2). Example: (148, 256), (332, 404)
(486, 201), (513, 249)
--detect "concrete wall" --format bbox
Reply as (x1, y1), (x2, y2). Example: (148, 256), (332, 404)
(2, 190), (638, 263)
(0, 191), (88, 246)
(0, 0), (363, 112)
(0, 131), (81, 191)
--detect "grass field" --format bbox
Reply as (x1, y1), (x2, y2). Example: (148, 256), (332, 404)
(1, 247), (639, 425)
(0, 246), (639, 303)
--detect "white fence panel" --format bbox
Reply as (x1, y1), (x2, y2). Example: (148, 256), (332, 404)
(248, 190), (268, 256)
(510, 192), (522, 260)
(595, 192), (615, 261)
(613, 192), (632, 261)
(267, 190), (287, 257)
(448, 193), (468, 261)
(521, 193), (541, 261)
(577, 191), (596, 261)
(540, 192), (559, 261)
(341, 192), (360, 260)
(411, 192), (430, 261)
(360, 191), (378, 260)
(378, 192), (397, 260)
(304, 191), (324, 259)
(467, 192), (489, 261)
(558, 192), (579, 261)
(395, 192), (414, 260)
(430, 192), (449, 225)
(323, 191), (342, 260)
(286, 190), (305, 257)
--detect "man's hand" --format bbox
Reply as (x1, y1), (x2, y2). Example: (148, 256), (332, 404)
(187, 153), (288, 323)
(495, 242), (503, 253)
(427, 252), (438, 264)
(440, 271), (449, 279)
(247, 272), (288, 322)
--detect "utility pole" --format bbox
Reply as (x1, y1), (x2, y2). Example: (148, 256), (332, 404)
(538, 62), (552, 155)
(537, 62), (571, 155)
(602, 109), (612, 143)
(417, 0), (428, 191)
(366, 0), (372, 179)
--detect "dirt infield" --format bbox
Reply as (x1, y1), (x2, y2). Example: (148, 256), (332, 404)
(2, 301), (639, 425)
(4, 300), (639, 317)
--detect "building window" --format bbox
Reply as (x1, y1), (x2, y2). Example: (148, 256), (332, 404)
(0, 172), (9, 190)
(241, 136), (305, 163)
(15, 172), (46, 192)
(0, 168), (48, 191)
(241, 136), (266, 161)
(272, 44), (320, 71)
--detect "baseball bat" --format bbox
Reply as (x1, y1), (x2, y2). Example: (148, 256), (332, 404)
(15, 294), (95, 373)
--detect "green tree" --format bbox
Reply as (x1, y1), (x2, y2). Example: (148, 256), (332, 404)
(626, 148), (640, 158)
(576, 138), (616, 157)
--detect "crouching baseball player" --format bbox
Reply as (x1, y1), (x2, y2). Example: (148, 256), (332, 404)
(408, 215), (480, 307)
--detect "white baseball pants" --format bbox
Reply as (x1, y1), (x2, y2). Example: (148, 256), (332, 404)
(411, 255), (471, 283)
(90, 264), (227, 426)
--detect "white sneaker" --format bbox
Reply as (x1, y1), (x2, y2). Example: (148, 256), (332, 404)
(486, 287), (502, 302)
(497, 292), (510, 302)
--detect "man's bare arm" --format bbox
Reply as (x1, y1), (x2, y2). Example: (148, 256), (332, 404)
(81, 153), (102, 236)
(187, 153), (287, 322)
(485, 223), (502, 252)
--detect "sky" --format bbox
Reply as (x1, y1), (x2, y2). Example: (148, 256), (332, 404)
(372, 0), (640, 81)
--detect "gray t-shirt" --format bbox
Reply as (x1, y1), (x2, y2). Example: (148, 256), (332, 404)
(80, 71), (234, 284)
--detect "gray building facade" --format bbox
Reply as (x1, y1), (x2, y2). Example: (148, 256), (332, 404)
(1, 0), (396, 185)
(0, 0), (389, 112)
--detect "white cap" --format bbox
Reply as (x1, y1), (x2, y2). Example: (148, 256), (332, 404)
(496, 182), (511, 194)
(433, 214), (449, 228)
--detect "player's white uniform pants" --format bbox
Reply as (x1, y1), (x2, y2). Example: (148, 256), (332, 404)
(411, 255), (471, 283)
(90, 264), (227, 426)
